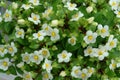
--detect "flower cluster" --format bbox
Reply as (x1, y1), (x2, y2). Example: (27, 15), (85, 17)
(0, 0), (120, 80)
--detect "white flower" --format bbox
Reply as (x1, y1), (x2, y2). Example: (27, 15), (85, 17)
(114, 10), (120, 18)
(3, 9), (12, 22)
(86, 6), (93, 13)
(31, 51), (43, 64)
(0, 13), (3, 22)
(28, 13), (40, 25)
(15, 27), (25, 39)
(109, 59), (117, 71)
(42, 7), (53, 20)
(105, 35), (117, 51)
(33, 30), (46, 41)
(42, 23), (52, 35)
(0, 58), (10, 71)
(49, 28), (60, 41)
(0, 45), (7, 57)
(80, 68), (89, 80)
(87, 17), (94, 24)
(87, 67), (94, 77)
(62, 0), (71, 4)
(17, 19), (25, 25)
(23, 71), (33, 80)
(12, 2), (18, 9)
(42, 71), (53, 80)
(29, 0), (40, 6)
(57, 50), (72, 63)
(64, 2), (78, 11)
(21, 52), (31, 64)
(39, 48), (50, 58)
(71, 66), (81, 78)
(95, 45), (109, 61)
(17, 62), (24, 68)
(84, 46), (95, 57)
(97, 24), (109, 38)
(83, 30), (97, 44)
(60, 71), (66, 77)
(21, 4), (33, 10)
(109, 0), (118, 10)
(70, 11), (84, 21)
(42, 59), (52, 73)
(51, 20), (59, 26)
(7, 42), (17, 56)
(68, 36), (76, 46)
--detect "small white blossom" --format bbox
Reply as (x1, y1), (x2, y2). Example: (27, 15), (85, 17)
(109, 0), (119, 10)
(23, 71), (33, 80)
(33, 30), (46, 41)
(109, 59), (117, 71)
(105, 35), (117, 51)
(0, 45), (8, 57)
(0, 58), (10, 71)
(70, 11), (84, 21)
(21, 52), (31, 64)
(68, 36), (76, 46)
(17, 62), (24, 68)
(15, 27), (25, 39)
(50, 28), (60, 41)
(87, 67), (95, 77)
(42, 23), (52, 35)
(83, 30), (97, 44)
(12, 2), (18, 9)
(42, 71), (53, 80)
(7, 42), (17, 56)
(42, 59), (52, 72)
(29, 0), (40, 6)
(51, 20), (59, 26)
(28, 13), (40, 25)
(64, 2), (78, 11)
(3, 9), (12, 22)
(114, 10), (120, 18)
(39, 48), (50, 58)
(60, 71), (66, 77)
(57, 50), (72, 63)
(17, 19), (25, 25)
(71, 66), (81, 78)
(31, 51), (43, 64)
(84, 46), (95, 57)
(21, 4), (33, 10)
(80, 68), (89, 80)
(97, 24), (109, 38)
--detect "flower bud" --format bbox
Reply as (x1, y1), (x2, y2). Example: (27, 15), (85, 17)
(12, 2), (18, 9)
(51, 20), (59, 26)
(86, 6), (93, 13)
(60, 71), (66, 77)
(17, 19), (25, 25)
(87, 17), (94, 23)
(17, 62), (24, 68)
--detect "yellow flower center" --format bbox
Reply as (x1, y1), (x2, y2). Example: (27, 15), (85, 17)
(118, 12), (120, 15)
(33, 16), (37, 21)
(51, 31), (56, 37)
(34, 0), (37, 3)
(37, 32), (41, 37)
(3, 61), (8, 67)
(112, 2), (116, 6)
(112, 63), (116, 68)
(98, 51), (103, 56)
(9, 47), (13, 52)
(74, 13), (79, 18)
(5, 13), (10, 18)
(0, 48), (4, 52)
(45, 27), (49, 31)
(101, 28), (106, 33)
(44, 73), (49, 78)
(34, 55), (39, 60)
(24, 56), (29, 61)
(45, 63), (49, 68)
(62, 53), (67, 59)
(88, 69), (93, 73)
(70, 3), (74, 7)
(87, 49), (92, 54)
(81, 73), (86, 78)
(70, 38), (75, 44)
(17, 31), (22, 35)
(42, 50), (48, 56)
(25, 74), (30, 79)
(74, 69), (79, 74)
(110, 41), (114, 46)
(88, 35), (93, 40)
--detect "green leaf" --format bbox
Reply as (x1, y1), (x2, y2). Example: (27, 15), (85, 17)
(8, 66), (17, 75)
